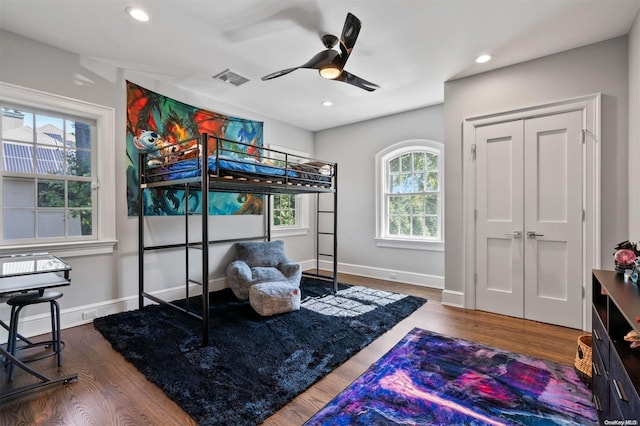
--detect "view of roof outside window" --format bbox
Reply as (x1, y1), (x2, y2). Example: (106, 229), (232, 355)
(1, 107), (94, 242)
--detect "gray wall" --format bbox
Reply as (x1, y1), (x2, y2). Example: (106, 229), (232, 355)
(444, 36), (630, 295)
(314, 105), (445, 285)
(629, 11), (640, 241)
(0, 29), (315, 325)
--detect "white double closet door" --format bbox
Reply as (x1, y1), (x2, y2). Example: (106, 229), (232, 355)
(475, 110), (583, 329)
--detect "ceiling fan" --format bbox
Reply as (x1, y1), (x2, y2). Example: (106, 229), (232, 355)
(261, 13), (379, 92)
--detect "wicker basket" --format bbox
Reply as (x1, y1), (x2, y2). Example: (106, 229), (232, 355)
(574, 334), (592, 387)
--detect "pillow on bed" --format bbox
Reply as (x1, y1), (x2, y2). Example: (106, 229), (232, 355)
(296, 161), (332, 176)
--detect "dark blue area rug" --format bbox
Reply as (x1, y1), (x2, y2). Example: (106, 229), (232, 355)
(93, 278), (425, 425)
(305, 328), (597, 426)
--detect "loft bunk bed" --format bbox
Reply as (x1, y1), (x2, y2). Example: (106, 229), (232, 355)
(137, 133), (338, 345)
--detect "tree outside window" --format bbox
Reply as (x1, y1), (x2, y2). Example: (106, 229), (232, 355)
(376, 140), (444, 249)
(387, 150), (439, 239)
(273, 194), (297, 226)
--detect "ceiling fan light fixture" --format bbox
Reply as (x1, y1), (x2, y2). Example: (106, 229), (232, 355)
(319, 65), (342, 80)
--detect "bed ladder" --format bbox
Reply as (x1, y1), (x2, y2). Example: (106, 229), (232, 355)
(309, 179), (338, 293)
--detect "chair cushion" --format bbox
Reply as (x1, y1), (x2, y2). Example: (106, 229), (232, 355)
(249, 281), (301, 316)
(235, 240), (287, 268)
(250, 266), (287, 283)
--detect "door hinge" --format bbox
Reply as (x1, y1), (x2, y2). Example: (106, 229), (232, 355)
(471, 144), (477, 159)
(474, 209), (477, 220)
(474, 273), (478, 285)
(581, 130), (586, 144)
(582, 286), (586, 299)
(582, 209), (586, 222)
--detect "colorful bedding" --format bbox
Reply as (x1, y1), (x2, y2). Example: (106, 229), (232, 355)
(150, 155), (331, 186)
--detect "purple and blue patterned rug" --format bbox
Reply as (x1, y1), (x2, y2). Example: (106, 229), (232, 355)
(305, 328), (597, 426)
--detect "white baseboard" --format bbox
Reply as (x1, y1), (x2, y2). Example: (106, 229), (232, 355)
(318, 259), (444, 289)
(4, 277), (226, 339)
(5, 261), (445, 340)
(441, 290), (465, 308)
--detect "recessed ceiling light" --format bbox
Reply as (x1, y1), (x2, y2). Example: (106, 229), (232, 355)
(476, 54), (491, 64)
(126, 7), (149, 22)
(322, 100), (334, 107)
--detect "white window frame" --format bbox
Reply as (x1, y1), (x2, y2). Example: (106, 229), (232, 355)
(268, 144), (309, 237)
(375, 139), (444, 252)
(0, 82), (116, 257)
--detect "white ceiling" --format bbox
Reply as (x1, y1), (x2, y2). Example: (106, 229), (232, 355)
(1, 0), (639, 131)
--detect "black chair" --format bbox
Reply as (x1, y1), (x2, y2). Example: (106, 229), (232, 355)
(6, 290), (63, 381)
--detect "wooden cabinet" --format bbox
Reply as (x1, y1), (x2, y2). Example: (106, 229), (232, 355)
(592, 269), (640, 423)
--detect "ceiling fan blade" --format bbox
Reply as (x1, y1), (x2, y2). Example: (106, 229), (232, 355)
(261, 67), (298, 81)
(338, 13), (361, 65)
(335, 70), (379, 92)
(262, 50), (339, 81)
(300, 49), (339, 70)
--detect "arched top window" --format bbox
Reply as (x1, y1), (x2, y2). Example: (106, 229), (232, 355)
(375, 139), (444, 251)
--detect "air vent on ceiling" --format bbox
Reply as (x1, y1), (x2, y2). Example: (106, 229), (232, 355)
(212, 69), (250, 87)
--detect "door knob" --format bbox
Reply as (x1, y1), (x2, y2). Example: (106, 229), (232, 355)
(504, 231), (522, 238)
(527, 231), (544, 238)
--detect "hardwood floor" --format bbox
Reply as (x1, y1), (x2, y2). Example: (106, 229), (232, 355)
(1, 273), (585, 425)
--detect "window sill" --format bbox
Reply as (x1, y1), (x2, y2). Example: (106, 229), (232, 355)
(272, 227), (309, 238)
(0, 239), (117, 258)
(375, 238), (444, 252)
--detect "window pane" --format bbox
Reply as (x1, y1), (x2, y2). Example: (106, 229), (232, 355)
(399, 174), (411, 192)
(399, 216), (411, 235)
(3, 142), (34, 173)
(70, 120), (91, 149)
(411, 195), (425, 214)
(412, 216), (424, 236)
(37, 210), (65, 238)
(36, 146), (64, 175)
(389, 157), (400, 173)
(398, 196), (410, 214)
(68, 181), (92, 208)
(388, 217), (398, 235)
(425, 216), (438, 237)
(66, 149), (91, 177)
(426, 152), (438, 171)
(426, 171), (439, 191)
(36, 114), (64, 142)
(413, 152), (425, 171)
(412, 172), (425, 192)
(3, 209), (34, 239)
(401, 154), (411, 172)
(38, 179), (65, 207)
(389, 196), (400, 215)
(3, 178), (34, 207)
(69, 209), (92, 236)
(425, 194), (438, 214)
(2, 109), (33, 142)
(390, 174), (402, 193)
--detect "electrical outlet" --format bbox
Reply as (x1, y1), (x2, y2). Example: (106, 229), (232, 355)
(82, 310), (98, 320)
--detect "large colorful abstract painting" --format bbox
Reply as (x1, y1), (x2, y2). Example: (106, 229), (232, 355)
(125, 81), (264, 216)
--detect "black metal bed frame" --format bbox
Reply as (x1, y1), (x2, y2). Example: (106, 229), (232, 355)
(137, 133), (338, 345)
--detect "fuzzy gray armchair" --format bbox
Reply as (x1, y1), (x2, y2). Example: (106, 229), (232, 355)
(227, 240), (301, 300)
